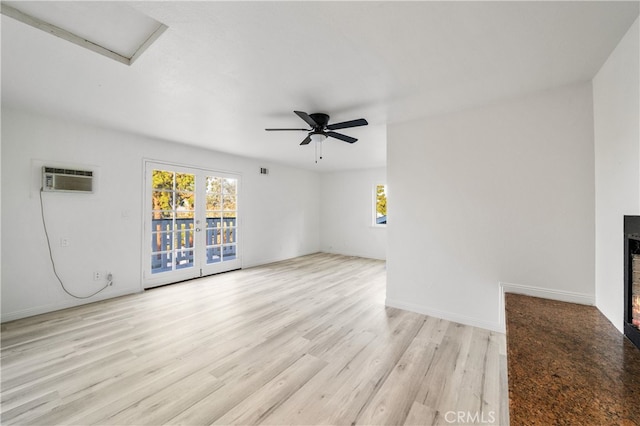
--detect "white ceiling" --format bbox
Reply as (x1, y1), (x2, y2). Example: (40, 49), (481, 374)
(2, 1), (638, 171)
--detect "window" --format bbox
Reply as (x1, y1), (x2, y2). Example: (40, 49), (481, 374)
(374, 184), (387, 226)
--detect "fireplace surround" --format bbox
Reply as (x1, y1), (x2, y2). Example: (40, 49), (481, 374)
(623, 216), (640, 351)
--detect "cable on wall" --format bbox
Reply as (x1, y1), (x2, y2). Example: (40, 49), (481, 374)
(39, 188), (110, 299)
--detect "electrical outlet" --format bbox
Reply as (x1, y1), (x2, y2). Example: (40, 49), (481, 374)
(60, 238), (69, 247)
(93, 271), (102, 281)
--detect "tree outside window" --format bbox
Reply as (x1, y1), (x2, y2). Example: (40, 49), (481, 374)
(375, 184), (387, 225)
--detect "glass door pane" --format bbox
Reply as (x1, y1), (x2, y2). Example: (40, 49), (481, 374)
(150, 169), (195, 274)
(205, 176), (238, 264)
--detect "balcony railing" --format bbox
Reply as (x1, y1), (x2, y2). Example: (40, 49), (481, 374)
(151, 217), (236, 273)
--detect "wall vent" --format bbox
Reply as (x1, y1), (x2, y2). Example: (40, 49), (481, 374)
(42, 166), (94, 192)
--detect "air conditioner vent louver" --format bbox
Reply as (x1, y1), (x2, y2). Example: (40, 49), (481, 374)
(42, 166), (93, 193)
(44, 167), (93, 177)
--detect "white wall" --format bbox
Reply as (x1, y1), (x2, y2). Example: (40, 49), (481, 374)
(1, 108), (320, 321)
(387, 83), (595, 332)
(593, 17), (640, 332)
(320, 168), (386, 260)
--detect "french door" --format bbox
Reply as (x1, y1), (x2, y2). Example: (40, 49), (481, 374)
(143, 161), (241, 288)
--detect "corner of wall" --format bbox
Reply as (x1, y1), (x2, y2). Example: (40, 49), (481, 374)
(385, 297), (504, 334)
(593, 15), (640, 333)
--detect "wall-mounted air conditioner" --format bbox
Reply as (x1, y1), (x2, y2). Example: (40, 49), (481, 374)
(42, 166), (94, 193)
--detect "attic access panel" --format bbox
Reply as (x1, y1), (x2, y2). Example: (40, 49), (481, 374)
(1, 1), (167, 65)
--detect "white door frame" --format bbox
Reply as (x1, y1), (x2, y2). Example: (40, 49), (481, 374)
(142, 160), (242, 289)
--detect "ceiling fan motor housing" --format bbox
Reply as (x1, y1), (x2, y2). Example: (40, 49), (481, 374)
(309, 113), (330, 130)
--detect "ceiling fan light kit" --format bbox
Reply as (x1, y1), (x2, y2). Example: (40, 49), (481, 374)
(266, 110), (368, 163)
(309, 133), (327, 143)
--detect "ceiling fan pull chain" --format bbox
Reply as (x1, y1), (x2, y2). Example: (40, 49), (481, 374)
(319, 139), (323, 160)
(315, 138), (318, 164)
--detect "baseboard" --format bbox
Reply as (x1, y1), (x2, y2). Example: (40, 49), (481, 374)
(1, 287), (139, 323)
(321, 248), (386, 261)
(241, 250), (321, 269)
(242, 250), (385, 269)
(500, 282), (595, 306)
(499, 281), (595, 332)
(385, 298), (504, 333)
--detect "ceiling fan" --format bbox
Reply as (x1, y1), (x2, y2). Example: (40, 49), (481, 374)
(266, 111), (368, 146)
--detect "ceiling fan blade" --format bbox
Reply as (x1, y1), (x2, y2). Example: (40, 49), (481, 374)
(294, 111), (318, 128)
(326, 118), (368, 130)
(265, 128), (309, 131)
(300, 135), (312, 145)
(327, 131), (357, 144)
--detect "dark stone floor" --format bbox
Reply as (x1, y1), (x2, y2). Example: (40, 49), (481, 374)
(505, 293), (640, 425)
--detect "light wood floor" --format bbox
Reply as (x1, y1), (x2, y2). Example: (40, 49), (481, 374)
(1, 253), (508, 425)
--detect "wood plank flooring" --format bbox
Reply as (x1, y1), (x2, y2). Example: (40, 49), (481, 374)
(1, 253), (508, 425)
